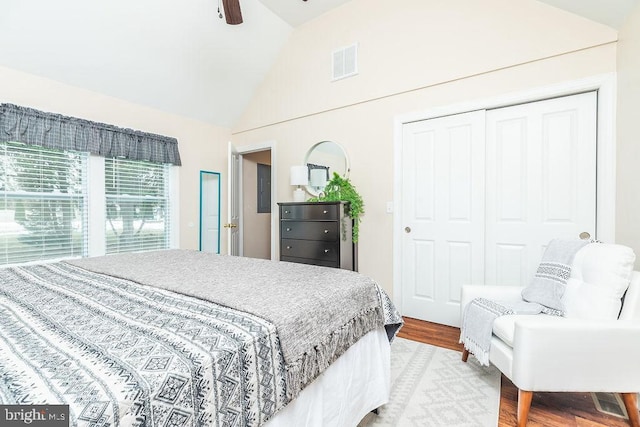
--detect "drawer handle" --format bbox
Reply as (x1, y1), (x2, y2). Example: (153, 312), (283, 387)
(323, 229), (329, 234)
(286, 246), (292, 250)
(324, 249), (330, 253)
(286, 227), (292, 232)
(323, 210), (328, 214)
(284, 210), (290, 214)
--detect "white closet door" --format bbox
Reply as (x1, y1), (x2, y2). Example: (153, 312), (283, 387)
(401, 111), (486, 326)
(485, 92), (597, 287)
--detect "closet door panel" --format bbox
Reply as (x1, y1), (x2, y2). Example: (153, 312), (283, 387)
(542, 110), (579, 222)
(448, 126), (473, 221)
(401, 111), (485, 326)
(413, 240), (435, 299)
(495, 243), (528, 287)
(495, 117), (527, 222)
(413, 130), (436, 220)
(485, 92), (597, 287)
(447, 241), (473, 302)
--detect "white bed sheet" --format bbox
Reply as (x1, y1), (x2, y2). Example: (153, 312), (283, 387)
(265, 328), (391, 427)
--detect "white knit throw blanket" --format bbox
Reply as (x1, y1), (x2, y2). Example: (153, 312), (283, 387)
(460, 239), (590, 366)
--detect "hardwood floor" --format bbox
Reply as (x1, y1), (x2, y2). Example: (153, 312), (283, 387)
(398, 317), (631, 427)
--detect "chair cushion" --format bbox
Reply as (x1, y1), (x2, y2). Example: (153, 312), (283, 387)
(492, 315), (537, 348)
(492, 314), (560, 348)
(562, 243), (635, 320)
(570, 243), (635, 291)
(562, 278), (625, 320)
(492, 315), (517, 347)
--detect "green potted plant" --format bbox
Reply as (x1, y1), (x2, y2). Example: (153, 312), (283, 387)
(310, 172), (364, 243)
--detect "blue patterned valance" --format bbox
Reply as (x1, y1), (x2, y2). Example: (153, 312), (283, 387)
(0, 103), (182, 166)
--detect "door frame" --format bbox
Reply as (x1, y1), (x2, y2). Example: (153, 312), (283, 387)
(227, 143), (241, 255)
(392, 73), (616, 314)
(229, 140), (278, 261)
(199, 170), (221, 253)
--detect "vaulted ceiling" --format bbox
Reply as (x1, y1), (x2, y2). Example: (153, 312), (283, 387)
(0, 0), (636, 128)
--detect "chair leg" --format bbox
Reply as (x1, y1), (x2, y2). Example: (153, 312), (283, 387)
(517, 389), (533, 427)
(461, 348), (469, 362)
(621, 393), (639, 427)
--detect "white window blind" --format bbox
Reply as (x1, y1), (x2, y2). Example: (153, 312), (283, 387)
(105, 158), (170, 254)
(0, 142), (87, 265)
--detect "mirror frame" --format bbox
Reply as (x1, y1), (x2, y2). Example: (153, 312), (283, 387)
(303, 141), (350, 196)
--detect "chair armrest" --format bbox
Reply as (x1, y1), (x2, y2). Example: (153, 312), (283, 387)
(460, 285), (525, 319)
(510, 317), (640, 392)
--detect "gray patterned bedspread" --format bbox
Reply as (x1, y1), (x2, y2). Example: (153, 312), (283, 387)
(0, 250), (402, 427)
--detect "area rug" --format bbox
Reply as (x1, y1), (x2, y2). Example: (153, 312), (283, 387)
(358, 337), (501, 427)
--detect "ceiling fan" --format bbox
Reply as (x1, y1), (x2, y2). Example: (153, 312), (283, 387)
(220, 0), (243, 25)
(219, 0), (308, 25)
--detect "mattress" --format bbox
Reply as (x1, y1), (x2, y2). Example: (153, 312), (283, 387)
(265, 328), (391, 427)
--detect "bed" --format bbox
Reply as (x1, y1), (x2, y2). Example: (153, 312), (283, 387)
(0, 250), (402, 426)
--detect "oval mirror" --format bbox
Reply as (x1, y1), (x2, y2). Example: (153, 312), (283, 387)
(303, 141), (350, 196)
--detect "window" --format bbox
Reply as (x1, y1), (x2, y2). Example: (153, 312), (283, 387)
(0, 143), (174, 265)
(105, 158), (170, 254)
(0, 104), (180, 264)
(0, 142), (87, 265)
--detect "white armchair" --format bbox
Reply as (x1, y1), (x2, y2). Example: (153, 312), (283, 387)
(460, 243), (640, 427)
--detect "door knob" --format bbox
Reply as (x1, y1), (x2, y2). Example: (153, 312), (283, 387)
(223, 223), (238, 229)
(405, 226), (411, 233)
(579, 231), (591, 240)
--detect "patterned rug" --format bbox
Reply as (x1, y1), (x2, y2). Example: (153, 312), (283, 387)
(358, 338), (501, 427)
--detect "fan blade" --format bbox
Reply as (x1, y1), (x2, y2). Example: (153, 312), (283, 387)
(223, 0), (243, 25)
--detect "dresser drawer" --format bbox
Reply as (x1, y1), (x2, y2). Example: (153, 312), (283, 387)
(280, 256), (338, 268)
(280, 204), (339, 220)
(280, 239), (339, 262)
(280, 221), (339, 241)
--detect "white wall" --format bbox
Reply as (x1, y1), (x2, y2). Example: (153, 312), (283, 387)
(232, 0), (618, 295)
(0, 65), (230, 251)
(235, 0), (616, 131)
(616, 3), (640, 263)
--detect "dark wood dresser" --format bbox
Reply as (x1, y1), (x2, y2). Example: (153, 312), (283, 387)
(278, 201), (355, 270)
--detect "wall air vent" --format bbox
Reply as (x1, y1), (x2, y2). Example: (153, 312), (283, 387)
(332, 43), (358, 81)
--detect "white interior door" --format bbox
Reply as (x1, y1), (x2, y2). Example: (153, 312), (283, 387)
(227, 143), (241, 256)
(200, 171), (220, 253)
(399, 92), (598, 327)
(401, 111), (486, 326)
(485, 92), (597, 286)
